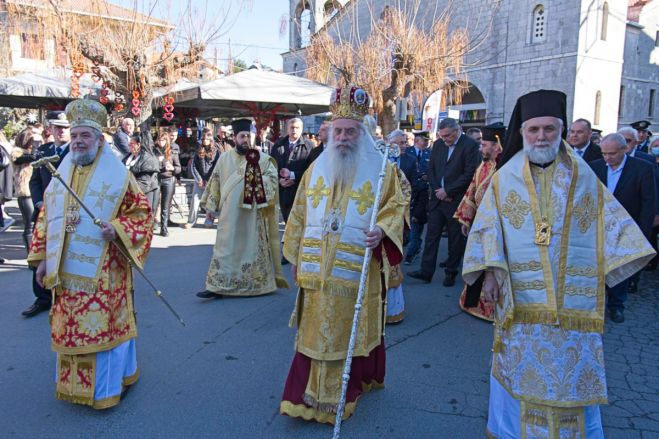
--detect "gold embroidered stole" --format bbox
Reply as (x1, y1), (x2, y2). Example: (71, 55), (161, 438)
(493, 146), (605, 332)
(44, 145), (128, 292)
(298, 148), (382, 296)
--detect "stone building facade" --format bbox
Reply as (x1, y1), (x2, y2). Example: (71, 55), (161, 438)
(283, 0), (659, 134)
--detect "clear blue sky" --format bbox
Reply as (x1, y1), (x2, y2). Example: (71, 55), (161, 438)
(115, 0), (290, 70)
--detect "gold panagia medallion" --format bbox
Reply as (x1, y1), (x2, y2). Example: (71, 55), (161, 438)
(534, 220), (552, 246)
(65, 204), (81, 233)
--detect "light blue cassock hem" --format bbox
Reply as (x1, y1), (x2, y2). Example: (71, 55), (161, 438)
(487, 375), (604, 439)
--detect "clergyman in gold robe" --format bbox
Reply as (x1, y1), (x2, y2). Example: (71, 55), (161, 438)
(279, 86), (406, 424)
(28, 99), (154, 409)
(195, 119), (288, 299)
(463, 90), (655, 438)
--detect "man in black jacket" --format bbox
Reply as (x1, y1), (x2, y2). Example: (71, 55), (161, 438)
(112, 117), (134, 158)
(619, 126), (659, 293)
(409, 118), (479, 286)
(590, 133), (656, 322)
(305, 120), (330, 167)
(568, 118), (602, 162)
(24, 111), (70, 317)
(271, 117), (313, 222)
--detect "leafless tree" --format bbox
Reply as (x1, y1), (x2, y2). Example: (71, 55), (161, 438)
(303, 0), (499, 133)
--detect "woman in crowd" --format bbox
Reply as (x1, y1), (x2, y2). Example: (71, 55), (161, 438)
(0, 133), (14, 259)
(11, 128), (40, 252)
(183, 127), (219, 229)
(154, 132), (181, 237)
(123, 134), (160, 211)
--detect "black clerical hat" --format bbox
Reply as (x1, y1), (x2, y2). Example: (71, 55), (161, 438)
(231, 119), (252, 135)
(498, 90), (567, 169)
(481, 122), (506, 143)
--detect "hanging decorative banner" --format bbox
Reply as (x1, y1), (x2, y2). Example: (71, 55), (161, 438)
(130, 89), (141, 117)
(162, 96), (175, 122)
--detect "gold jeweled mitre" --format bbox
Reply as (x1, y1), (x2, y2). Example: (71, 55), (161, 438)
(330, 85), (370, 121)
(65, 99), (108, 132)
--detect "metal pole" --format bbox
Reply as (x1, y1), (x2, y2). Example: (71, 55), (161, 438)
(332, 141), (397, 438)
(33, 156), (186, 327)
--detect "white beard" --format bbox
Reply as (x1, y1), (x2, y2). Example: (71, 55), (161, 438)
(325, 135), (365, 188)
(71, 143), (100, 166)
(523, 135), (561, 165)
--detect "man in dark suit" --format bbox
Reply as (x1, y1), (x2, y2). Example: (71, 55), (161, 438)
(112, 117), (134, 158)
(409, 118), (479, 286)
(568, 118), (602, 162)
(305, 120), (330, 167)
(271, 118), (314, 264)
(24, 111), (70, 317)
(590, 133), (656, 323)
(620, 126), (656, 165)
(271, 118), (314, 222)
(619, 126), (659, 292)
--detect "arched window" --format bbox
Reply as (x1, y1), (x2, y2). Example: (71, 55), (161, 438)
(324, 1), (341, 21)
(601, 2), (609, 41)
(531, 5), (547, 44)
(594, 91), (602, 125)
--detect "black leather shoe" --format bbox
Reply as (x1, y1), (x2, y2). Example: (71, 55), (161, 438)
(196, 290), (221, 299)
(408, 271), (431, 283)
(22, 302), (50, 318)
(628, 280), (638, 293)
(439, 259), (448, 268)
(160, 228), (169, 237)
(609, 308), (625, 323)
(443, 273), (457, 287)
(281, 257), (290, 266)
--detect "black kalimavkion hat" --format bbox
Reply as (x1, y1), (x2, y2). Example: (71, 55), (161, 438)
(498, 89), (567, 169)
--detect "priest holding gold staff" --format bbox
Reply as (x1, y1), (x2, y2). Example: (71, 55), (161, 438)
(28, 99), (154, 409)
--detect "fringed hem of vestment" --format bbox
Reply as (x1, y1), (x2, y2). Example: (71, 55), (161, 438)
(280, 380), (383, 424)
(56, 369), (139, 410)
(297, 273), (358, 297)
(52, 332), (137, 356)
(501, 310), (604, 333)
(385, 311), (405, 324)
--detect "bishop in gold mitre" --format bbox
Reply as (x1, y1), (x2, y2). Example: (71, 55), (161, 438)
(279, 86), (406, 423)
(462, 90), (655, 438)
(28, 99), (154, 409)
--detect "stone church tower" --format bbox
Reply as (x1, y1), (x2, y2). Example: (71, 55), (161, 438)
(288, 1), (349, 53)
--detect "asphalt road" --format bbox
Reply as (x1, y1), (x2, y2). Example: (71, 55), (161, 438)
(1, 209), (657, 438)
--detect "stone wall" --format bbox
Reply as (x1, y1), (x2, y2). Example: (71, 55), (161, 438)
(620, 2), (659, 132)
(283, 0), (658, 134)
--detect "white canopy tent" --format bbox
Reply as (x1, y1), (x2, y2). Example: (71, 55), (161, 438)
(158, 69), (334, 118)
(0, 72), (100, 108)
